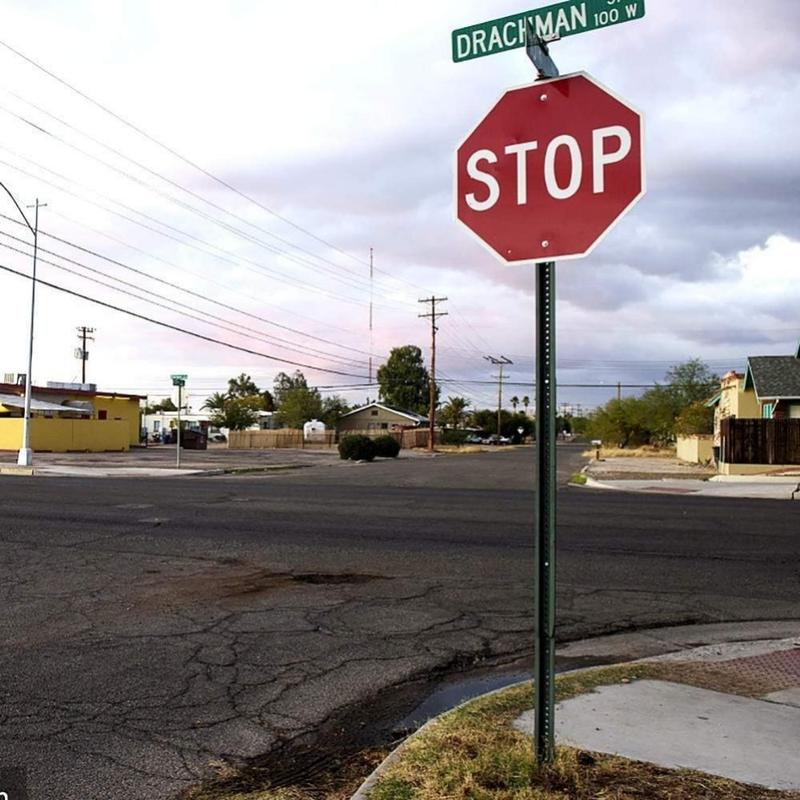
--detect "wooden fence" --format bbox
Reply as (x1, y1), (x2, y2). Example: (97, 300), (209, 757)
(227, 427), (434, 450)
(228, 429), (337, 449)
(720, 417), (800, 465)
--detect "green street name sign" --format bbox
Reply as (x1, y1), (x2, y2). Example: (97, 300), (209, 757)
(452, 0), (645, 62)
(170, 373), (187, 387)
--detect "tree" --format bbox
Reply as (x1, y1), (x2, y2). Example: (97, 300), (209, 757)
(227, 373), (260, 398)
(674, 400), (714, 436)
(376, 345), (434, 415)
(439, 396), (470, 428)
(226, 373), (274, 412)
(273, 370), (323, 428)
(664, 359), (720, 411)
(471, 408), (533, 439)
(203, 395), (262, 431)
(273, 371), (309, 405)
(144, 397), (177, 414)
(510, 396), (519, 412)
(522, 396), (530, 415)
(320, 395), (350, 428)
(203, 375), (272, 431)
(583, 359), (721, 448)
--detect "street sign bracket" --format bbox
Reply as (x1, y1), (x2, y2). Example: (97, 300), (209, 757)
(526, 21), (560, 79)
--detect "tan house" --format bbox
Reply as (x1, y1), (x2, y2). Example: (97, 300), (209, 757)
(743, 344), (800, 419)
(337, 402), (428, 434)
(706, 370), (760, 449)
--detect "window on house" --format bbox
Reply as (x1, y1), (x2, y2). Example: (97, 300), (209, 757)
(371, 409), (379, 416)
(762, 403), (773, 419)
(153, 421), (160, 432)
(98, 410), (108, 420)
(381, 423), (388, 429)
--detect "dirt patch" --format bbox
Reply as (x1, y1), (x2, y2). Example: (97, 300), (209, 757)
(133, 565), (383, 610)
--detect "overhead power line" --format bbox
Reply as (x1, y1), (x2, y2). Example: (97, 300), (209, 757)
(0, 38), (375, 270)
(0, 233), (368, 369)
(0, 214), (381, 363)
(0, 261), (369, 378)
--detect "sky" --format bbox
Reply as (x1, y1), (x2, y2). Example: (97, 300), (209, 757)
(0, 0), (798, 414)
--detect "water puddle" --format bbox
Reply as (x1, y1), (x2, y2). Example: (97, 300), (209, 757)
(393, 654), (616, 736)
(394, 670), (530, 734)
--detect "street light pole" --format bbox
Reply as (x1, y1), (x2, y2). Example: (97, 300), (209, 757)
(18, 199), (46, 467)
(0, 182), (44, 467)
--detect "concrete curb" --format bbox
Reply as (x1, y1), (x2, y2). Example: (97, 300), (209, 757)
(348, 619), (800, 800)
(572, 474), (799, 500)
(0, 463), (315, 479)
(0, 465), (35, 476)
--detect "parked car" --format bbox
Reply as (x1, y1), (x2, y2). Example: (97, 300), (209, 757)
(483, 434), (511, 445)
(464, 434), (484, 444)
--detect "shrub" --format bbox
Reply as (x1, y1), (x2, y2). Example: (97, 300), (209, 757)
(373, 434), (401, 458)
(441, 428), (469, 446)
(338, 434), (376, 461)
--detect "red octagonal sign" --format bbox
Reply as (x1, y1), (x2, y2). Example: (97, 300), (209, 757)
(456, 72), (644, 263)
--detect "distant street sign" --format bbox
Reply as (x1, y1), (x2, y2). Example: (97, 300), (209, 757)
(452, 0), (646, 62)
(171, 374), (187, 387)
(455, 72), (645, 263)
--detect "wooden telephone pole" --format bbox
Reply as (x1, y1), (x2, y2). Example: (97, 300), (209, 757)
(76, 326), (95, 384)
(418, 296), (447, 452)
(485, 355), (513, 435)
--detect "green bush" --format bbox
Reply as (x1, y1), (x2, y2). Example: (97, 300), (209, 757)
(441, 428), (469, 445)
(373, 434), (401, 458)
(338, 434), (376, 461)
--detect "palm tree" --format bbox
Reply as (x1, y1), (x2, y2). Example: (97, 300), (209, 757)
(442, 396), (470, 428)
(510, 396), (519, 412)
(202, 392), (228, 413)
(522, 396), (530, 415)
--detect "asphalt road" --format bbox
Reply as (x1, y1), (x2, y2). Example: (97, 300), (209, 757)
(1, 444), (798, 799)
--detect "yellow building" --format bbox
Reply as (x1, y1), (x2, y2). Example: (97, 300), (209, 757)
(706, 370), (761, 448)
(0, 381), (143, 452)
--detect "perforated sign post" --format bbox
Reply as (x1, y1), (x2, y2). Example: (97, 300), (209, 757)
(170, 374), (187, 468)
(455, 66), (644, 763)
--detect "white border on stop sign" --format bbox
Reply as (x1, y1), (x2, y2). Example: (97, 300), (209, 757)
(453, 70), (646, 264)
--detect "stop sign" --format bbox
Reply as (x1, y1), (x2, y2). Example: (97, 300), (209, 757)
(456, 72), (644, 263)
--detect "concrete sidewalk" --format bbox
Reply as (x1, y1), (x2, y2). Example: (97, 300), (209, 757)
(0, 444), (341, 478)
(516, 636), (800, 790)
(582, 474), (800, 499)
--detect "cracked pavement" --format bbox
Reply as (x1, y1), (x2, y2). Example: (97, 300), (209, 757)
(0, 445), (798, 799)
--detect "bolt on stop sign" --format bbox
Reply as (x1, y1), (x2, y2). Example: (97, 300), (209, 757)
(456, 72), (644, 263)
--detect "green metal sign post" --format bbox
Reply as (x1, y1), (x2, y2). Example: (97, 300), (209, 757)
(452, 0), (645, 62)
(170, 374), (187, 468)
(534, 260), (557, 762)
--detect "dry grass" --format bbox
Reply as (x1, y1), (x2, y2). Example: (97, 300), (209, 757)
(367, 665), (800, 800)
(583, 445), (677, 459)
(433, 445), (485, 455)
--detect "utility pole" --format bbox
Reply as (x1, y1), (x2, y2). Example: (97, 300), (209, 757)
(369, 247), (374, 386)
(485, 355), (513, 435)
(418, 296), (447, 452)
(76, 326), (95, 384)
(0, 190), (48, 468)
(617, 381), (622, 402)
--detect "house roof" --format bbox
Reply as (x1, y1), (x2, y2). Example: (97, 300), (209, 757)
(0, 393), (92, 415)
(744, 354), (800, 401)
(0, 383), (144, 401)
(339, 401), (429, 424)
